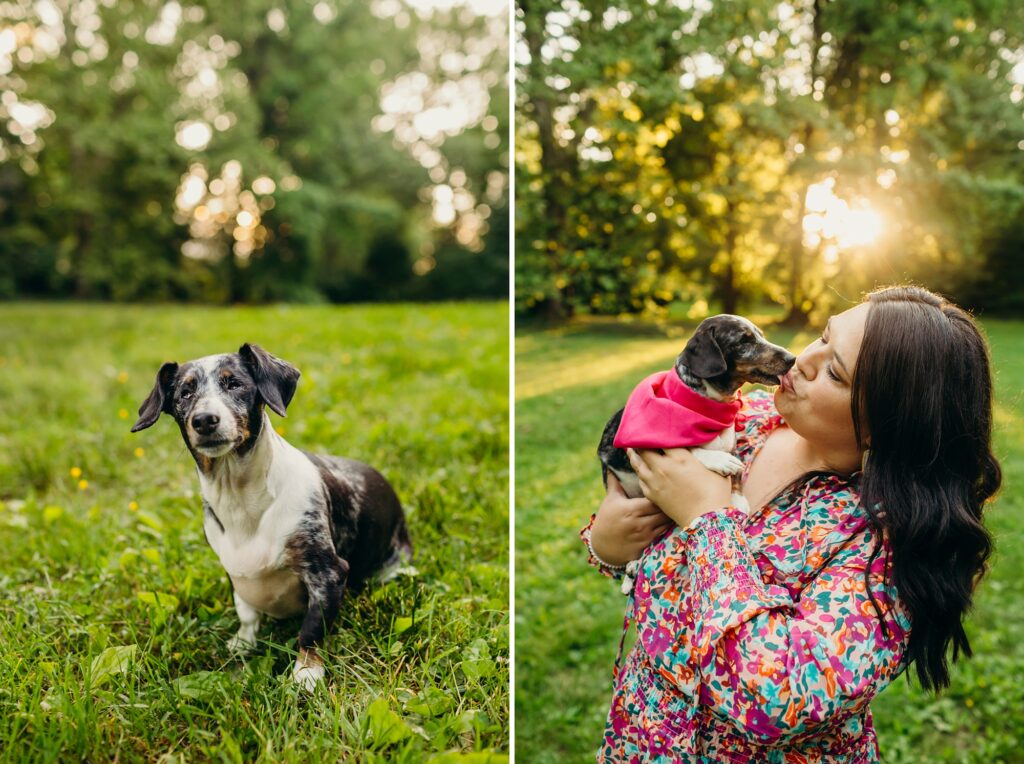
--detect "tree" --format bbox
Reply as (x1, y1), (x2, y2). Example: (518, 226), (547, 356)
(0, 0), (508, 303)
(515, 0), (1024, 323)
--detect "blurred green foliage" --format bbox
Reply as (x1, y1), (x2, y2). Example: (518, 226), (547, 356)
(0, 0), (508, 303)
(515, 0), (1024, 323)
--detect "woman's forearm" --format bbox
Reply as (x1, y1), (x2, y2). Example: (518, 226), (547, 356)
(586, 477), (675, 568)
(626, 447), (733, 529)
(588, 510), (636, 567)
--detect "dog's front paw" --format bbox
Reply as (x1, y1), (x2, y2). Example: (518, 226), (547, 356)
(291, 647), (325, 693)
(692, 449), (744, 476)
(227, 632), (257, 654)
(292, 660), (325, 693)
(730, 491), (751, 514)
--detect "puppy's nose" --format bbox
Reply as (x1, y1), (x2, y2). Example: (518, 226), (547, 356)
(192, 412), (220, 435)
(782, 351), (796, 370)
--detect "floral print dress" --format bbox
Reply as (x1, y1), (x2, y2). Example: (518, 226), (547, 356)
(581, 391), (912, 763)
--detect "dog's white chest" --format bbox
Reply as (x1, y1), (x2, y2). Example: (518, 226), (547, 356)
(200, 436), (321, 618)
(701, 426), (737, 453)
(203, 508), (307, 617)
(204, 517), (286, 578)
(202, 505), (303, 614)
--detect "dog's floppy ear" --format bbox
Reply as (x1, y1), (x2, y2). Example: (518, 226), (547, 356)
(239, 343), (300, 417)
(681, 331), (727, 378)
(131, 362), (179, 432)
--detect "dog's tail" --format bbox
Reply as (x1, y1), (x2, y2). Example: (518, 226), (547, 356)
(396, 516), (413, 562)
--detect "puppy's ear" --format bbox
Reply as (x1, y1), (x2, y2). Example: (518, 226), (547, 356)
(131, 362), (179, 432)
(239, 343), (300, 417)
(681, 331), (727, 378)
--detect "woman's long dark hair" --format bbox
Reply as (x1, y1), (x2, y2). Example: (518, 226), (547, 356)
(851, 286), (1000, 691)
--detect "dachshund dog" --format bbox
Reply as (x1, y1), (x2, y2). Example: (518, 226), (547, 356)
(132, 344), (411, 691)
(598, 315), (795, 499)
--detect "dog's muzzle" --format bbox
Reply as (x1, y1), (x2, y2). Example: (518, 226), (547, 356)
(189, 407), (240, 457)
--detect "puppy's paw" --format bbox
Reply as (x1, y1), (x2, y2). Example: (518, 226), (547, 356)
(730, 491), (751, 514)
(291, 647), (325, 693)
(620, 560), (641, 595)
(692, 448), (744, 476)
(292, 660), (325, 693)
(227, 632), (257, 654)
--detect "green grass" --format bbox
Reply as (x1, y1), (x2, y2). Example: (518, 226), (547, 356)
(514, 318), (1024, 763)
(0, 302), (509, 763)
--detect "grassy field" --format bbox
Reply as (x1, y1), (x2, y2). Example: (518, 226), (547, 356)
(0, 302), (509, 763)
(514, 317), (1024, 763)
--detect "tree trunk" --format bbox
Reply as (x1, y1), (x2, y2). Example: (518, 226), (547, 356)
(782, 0), (825, 328)
(70, 146), (92, 299)
(521, 0), (581, 316)
(783, 170), (810, 326)
(520, 0), (568, 234)
(721, 199), (739, 315)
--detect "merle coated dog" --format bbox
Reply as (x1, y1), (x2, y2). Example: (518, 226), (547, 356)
(131, 344), (411, 691)
(598, 315), (795, 501)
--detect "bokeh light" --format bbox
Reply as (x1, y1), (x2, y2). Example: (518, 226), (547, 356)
(802, 177), (884, 261)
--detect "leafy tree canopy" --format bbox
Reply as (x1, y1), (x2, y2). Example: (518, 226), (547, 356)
(0, 0), (509, 303)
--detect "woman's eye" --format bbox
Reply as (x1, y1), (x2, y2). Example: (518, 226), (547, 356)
(826, 364), (842, 382)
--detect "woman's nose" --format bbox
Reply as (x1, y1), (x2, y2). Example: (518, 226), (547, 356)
(795, 344), (821, 380)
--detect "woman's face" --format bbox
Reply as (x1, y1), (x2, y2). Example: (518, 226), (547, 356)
(775, 302), (870, 465)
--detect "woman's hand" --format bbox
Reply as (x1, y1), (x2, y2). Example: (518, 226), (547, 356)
(590, 474), (675, 567)
(627, 447), (733, 529)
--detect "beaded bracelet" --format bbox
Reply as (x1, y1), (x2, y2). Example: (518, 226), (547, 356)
(584, 533), (628, 573)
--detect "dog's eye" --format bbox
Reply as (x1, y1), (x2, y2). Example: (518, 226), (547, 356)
(181, 389), (194, 400)
(224, 377), (241, 390)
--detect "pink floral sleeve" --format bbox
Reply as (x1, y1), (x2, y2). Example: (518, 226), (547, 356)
(646, 503), (911, 743)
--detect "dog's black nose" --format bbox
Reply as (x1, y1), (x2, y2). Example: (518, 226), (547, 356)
(192, 412), (220, 435)
(782, 351), (797, 370)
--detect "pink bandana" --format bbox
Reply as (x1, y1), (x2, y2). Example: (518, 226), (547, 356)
(612, 370), (744, 449)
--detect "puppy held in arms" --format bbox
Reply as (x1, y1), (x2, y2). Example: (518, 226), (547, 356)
(131, 343), (412, 692)
(598, 314), (795, 517)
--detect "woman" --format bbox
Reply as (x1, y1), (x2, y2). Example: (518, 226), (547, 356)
(580, 286), (1000, 762)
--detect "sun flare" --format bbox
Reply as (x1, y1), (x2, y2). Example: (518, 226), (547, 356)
(802, 178), (883, 257)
